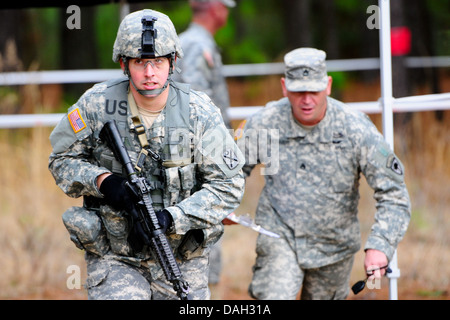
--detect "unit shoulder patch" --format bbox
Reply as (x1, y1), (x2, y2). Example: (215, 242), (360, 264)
(223, 149), (239, 170)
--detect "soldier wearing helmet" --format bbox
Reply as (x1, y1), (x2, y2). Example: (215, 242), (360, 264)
(113, 9), (183, 97)
(172, 0), (236, 293)
(48, 9), (244, 300)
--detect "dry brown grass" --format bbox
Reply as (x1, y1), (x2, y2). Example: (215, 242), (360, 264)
(0, 127), (84, 299)
(0, 76), (449, 300)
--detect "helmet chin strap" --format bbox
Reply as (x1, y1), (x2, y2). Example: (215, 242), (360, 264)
(129, 76), (170, 97)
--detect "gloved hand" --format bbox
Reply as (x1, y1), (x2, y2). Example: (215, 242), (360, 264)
(99, 174), (134, 211)
(128, 209), (173, 252)
(156, 209), (173, 234)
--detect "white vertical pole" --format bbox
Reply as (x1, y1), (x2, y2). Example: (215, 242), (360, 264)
(378, 0), (400, 300)
(379, 0), (394, 145)
(120, 0), (130, 21)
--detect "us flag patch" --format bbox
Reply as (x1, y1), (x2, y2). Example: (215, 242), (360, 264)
(68, 108), (86, 133)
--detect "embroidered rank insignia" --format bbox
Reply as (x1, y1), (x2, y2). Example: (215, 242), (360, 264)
(387, 155), (403, 175)
(234, 120), (246, 141)
(203, 49), (214, 68)
(68, 108), (86, 133)
(223, 149), (239, 170)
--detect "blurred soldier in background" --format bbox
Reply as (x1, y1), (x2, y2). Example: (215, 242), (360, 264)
(173, 0), (236, 289)
(174, 0), (234, 129)
(238, 47), (411, 300)
(48, 9), (244, 300)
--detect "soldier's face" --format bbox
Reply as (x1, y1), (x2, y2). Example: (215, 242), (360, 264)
(281, 76), (332, 126)
(213, 3), (230, 28)
(122, 57), (171, 95)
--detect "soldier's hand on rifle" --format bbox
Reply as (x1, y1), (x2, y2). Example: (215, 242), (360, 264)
(99, 173), (149, 250)
(156, 209), (173, 234)
(99, 173), (134, 212)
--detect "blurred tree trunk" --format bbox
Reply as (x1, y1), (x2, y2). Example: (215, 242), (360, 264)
(0, 9), (37, 114)
(61, 6), (98, 100)
(407, 0), (443, 121)
(281, 0), (312, 50)
(0, 10), (25, 72)
(391, 0), (412, 128)
(319, 0), (338, 59)
(391, 0), (409, 98)
(361, 2), (381, 83)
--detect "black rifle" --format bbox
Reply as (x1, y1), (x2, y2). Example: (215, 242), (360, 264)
(100, 120), (190, 300)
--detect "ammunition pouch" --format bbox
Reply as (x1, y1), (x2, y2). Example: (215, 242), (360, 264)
(163, 162), (196, 207)
(62, 206), (109, 257)
(178, 229), (205, 260)
(98, 204), (134, 257)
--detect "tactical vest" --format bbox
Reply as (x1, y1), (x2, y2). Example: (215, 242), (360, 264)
(100, 78), (197, 210)
(88, 78), (199, 258)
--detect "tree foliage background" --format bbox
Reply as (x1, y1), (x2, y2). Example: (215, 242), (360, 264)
(0, 0), (448, 89)
(0, 0), (448, 121)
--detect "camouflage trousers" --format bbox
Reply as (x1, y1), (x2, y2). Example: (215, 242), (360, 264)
(85, 252), (210, 300)
(248, 235), (354, 300)
(208, 237), (223, 284)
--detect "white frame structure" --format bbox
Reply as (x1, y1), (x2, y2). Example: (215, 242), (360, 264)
(379, 0), (399, 300)
(1, 0), (449, 300)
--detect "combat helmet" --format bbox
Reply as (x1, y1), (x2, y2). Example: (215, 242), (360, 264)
(113, 9), (183, 62)
(112, 9), (183, 96)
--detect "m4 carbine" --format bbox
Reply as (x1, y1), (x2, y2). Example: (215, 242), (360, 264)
(100, 120), (190, 300)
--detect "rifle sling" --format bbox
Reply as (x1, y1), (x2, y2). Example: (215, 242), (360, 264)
(127, 90), (161, 172)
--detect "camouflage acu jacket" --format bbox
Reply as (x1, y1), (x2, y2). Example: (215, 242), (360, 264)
(240, 96), (410, 268)
(49, 78), (244, 263)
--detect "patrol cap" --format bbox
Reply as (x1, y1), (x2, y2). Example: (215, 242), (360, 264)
(189, 0), (236, 8)
(284, 48), (328, 92)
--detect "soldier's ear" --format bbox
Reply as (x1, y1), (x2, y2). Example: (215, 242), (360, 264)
(119, 58), (124, 70)
(326, 76), (333, 96)
(173, 56), (177, 71)
(280, 78), (288, 97)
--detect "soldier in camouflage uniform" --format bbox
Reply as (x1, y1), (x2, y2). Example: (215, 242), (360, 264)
(48, 9), (244, 300)
(238, 48), (411, 300)
(173, 0), (234, 129)
(173, 0), (236, 286)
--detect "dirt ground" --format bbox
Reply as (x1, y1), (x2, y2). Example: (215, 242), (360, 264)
(12, 280), (448, 300)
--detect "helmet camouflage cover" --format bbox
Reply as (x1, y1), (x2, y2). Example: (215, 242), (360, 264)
(112, 9), (183, 63)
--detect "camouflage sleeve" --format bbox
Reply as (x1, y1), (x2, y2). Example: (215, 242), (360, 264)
(360, 119), (411, 261)
(238, 101), (280, 178)
(167, 93), (245, 234)
(176, 42), (214, 98)
(240, 116), (259, 177)
(48, 93), (110, 199)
